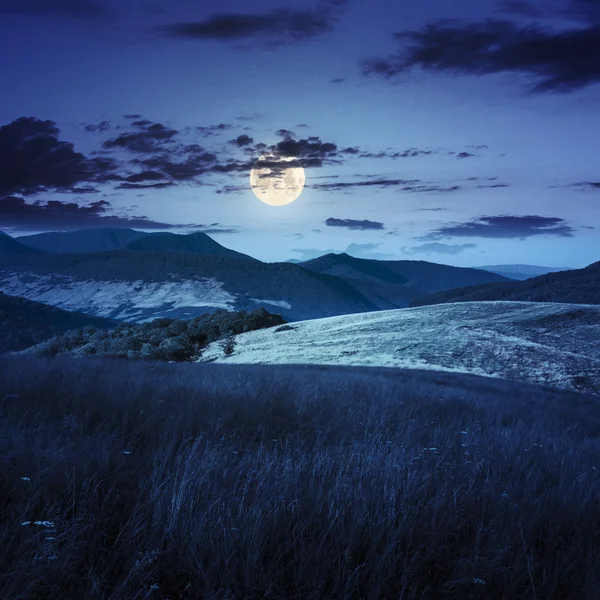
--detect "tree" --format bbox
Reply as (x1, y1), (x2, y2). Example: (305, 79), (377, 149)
(219, 333), (236, 356)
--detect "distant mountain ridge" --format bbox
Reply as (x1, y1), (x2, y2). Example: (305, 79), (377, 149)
(299, 253), (511, 310)
(125, 231), (257, 261)
(0, 232), (45, 255)
(17, 228), (147, 253)
(411, 260), (600, 308)
(476, 264), (574, 281)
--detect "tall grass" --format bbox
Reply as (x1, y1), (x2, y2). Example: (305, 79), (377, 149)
(1, 356), (599, 599)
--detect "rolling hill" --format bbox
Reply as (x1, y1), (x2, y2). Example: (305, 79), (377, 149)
(298, 253), (511, 309)
(199, 301), (600, 396)
(0, 291), (118, 353)
(410, 260), (600, 308)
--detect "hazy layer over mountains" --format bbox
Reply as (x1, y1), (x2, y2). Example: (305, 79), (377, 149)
(476, 264), (575, 280)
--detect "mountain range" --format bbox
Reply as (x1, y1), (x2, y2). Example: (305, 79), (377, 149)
(0, 228), (513, 322)
(410, 260), (600, 308)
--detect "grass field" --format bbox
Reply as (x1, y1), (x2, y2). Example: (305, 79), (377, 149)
(1, 356), (599, 599)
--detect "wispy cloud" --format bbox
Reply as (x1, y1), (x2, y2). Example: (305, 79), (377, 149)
(420, 215), (575, 240)
(401, 242), (477, 255)
(364, 18), (600, 93)
(325, 217), (385, 230)
(159, 0), (348, 48)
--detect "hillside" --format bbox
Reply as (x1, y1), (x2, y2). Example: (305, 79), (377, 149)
(16, 227), (148, 253)
(410, 260), (600, 308)
(0, 251), (376, 322)
(0, 291), (117, 352)
(476, 264), (574, 280)
(200, 301), (600, 395)
(0, 231), (45, 255)
(299, 253), (511, 309)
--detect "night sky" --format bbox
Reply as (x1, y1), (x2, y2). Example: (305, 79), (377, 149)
(1, 0), (598, 267)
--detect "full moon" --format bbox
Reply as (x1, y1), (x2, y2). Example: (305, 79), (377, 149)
(249, 153), (305, 206)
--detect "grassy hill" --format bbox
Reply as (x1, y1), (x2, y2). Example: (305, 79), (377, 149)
(1, 355), (598, 599)
(199, 301), (600, 395)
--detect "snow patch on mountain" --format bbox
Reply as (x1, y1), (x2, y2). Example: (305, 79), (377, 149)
(200, 301), (600, 395)
(250, 298), (292, 310)
(0, 271), (237, 322)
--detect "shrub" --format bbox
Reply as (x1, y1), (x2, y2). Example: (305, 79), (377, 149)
(21, 308), (285, 362)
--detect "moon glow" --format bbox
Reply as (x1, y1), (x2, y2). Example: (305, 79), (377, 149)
(250, 154), (305, 206)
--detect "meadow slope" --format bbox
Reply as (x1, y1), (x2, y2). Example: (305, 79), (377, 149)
(200, 301), (600, 395)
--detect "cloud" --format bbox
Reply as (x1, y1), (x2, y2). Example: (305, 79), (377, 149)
(103, 120), (179, 153)
(275, 128), (295, 138)
(159, 1), (347, 48)
(420, 215), (575, 240)
(401, 242), (477, 255)
(496, 0), (544, 18)
(196, 123), (233, 137)
(359, 147), (439, 159)
(132, 149), (217, 181)
(325, 217), (385, 230)
(571, 181), (600, 190)
(235, 113), (263, 122)
(229, 134), (254, 147)
(499, 0), (600, 25)
(345, 242), (393, 260)
(115, 182), (175, 190)
(310, 178), (462, 193)
(0, 117), (118, 196)
(290, 247), (336, 261)
(0, 195), (190, 231)
(84, 120), (111, 133)
(0, 0), (112, 20)
(311, 177), (419, 191)
(124, 114), (142, 119)
(364, 18), (600, 93)
(456, 152), (475, 159)
(330, 77), (345, 83)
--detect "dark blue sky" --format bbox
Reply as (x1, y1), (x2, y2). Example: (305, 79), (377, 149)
(1, 0), (599, 266)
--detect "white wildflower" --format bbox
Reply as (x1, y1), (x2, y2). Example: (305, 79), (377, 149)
(34, 521), (55, 528)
